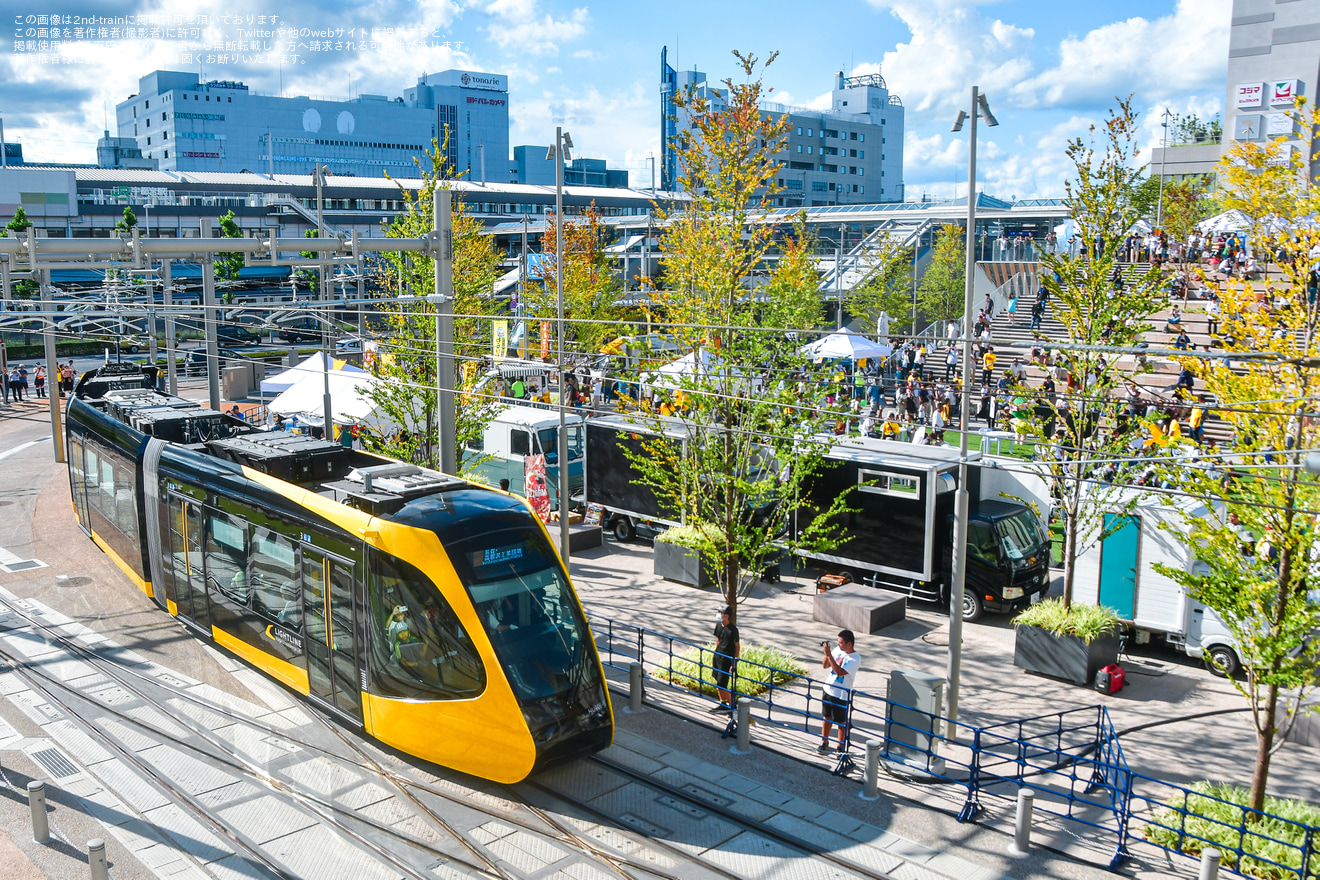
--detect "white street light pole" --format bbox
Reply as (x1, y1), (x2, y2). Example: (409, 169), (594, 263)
(947, 86), (997, 740)
(1156, 108), (1173, 230)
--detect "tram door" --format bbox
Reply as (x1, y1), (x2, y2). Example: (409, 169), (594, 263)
(301, 547), (362, 722)
(71, 436), (91, 534)
(166, 495), (210, 630)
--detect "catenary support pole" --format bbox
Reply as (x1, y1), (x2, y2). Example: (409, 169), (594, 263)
(554, 127), (570, 563)
(434, 188), (456, 474)
(162, 260), (177, 396)
(200, 223), (221, 412)
(41, 270), (64, 462)
(147, 307), (158, 387)
(947, 85), (980, 741)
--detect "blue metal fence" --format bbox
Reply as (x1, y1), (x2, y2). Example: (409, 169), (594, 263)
(589, 612), (1319, 879)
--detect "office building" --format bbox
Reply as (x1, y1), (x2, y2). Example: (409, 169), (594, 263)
(510, 146), (629, 188)
(660, 50), (904, 205)
(115, 68), (510, 180)
(1152, 0), (1320, 182)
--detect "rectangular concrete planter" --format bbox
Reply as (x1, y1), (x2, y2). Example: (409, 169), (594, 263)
(1013, 625), (1119, 686)
(653, 540), (714, 588)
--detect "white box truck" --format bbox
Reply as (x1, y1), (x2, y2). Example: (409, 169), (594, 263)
(1072, 489), (1241, 675)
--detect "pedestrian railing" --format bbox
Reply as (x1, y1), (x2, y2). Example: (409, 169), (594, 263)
(588, 612), (1318, 878)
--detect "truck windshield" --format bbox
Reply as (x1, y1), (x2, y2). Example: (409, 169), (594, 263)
(995, 512), (1047, 560)
(445, 523), (595, 703)
(538, 425), (583, 463)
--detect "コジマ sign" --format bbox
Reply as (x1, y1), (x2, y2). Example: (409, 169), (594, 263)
(1236, 82), (1265, 109)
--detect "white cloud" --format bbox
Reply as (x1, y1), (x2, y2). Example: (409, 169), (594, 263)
(3, 0), (469, 163)
(865, 2), (1035, 117)
(1012, 0), (1230, 110)
(486, 5), (588, 56)
(510, 80), (655, 186)
(572, 49), (602, 61)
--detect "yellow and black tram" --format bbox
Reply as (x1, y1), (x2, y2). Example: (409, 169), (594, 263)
(64, 365), (612, 782)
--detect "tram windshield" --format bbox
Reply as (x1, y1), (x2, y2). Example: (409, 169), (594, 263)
(446, 524), (595, 703)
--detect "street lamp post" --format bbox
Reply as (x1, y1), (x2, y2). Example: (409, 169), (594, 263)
(1156, 108), (1173, 230)
(947, 86), (998, 740)
(547, 129), (574, 563)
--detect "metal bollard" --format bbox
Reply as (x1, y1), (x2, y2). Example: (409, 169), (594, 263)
(628, 662), (643, 713)
(28, 780), (50, 844)
(860, 739), (881, 801)
(1007, 787), (1034, 857)
(734, 699), (752, 754)
(88, 839), (109, 880)
(1198, 848), (1222, 880)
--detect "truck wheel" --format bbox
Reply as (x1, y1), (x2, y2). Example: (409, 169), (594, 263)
(612, 519), (634, 542)
(1204, 645), (1240, 678)
(960, 591), (984, 623)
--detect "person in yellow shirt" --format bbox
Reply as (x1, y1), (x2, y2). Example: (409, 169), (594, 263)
(981, 348), (997, 386)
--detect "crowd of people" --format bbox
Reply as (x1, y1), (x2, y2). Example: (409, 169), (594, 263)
(2, 359), (77, 405)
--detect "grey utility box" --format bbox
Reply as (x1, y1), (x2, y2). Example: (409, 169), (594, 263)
(885, 669), (945, 772)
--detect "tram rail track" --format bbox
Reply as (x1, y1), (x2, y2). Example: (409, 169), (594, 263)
(0, 593), (907, 880)
(0, 594), (699, 879)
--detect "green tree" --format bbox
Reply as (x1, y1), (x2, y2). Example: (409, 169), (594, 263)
(1156, 127), (1320, 815)
(845, 242), (915, 333)
(5, 206), (32, 235)
(1160, 177), (1218, 284)
(214, 210), (244, 281)
(1030, 98), (1167, 608)
(624, 51), (852, 622)
(361, 139), (502, 473)
(916, 224), (965, 324)
(115, 206), (138, 233)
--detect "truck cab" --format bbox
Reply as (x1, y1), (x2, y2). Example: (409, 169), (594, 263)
(464, 405), (584, 510)
(943, 500), (1052, 621)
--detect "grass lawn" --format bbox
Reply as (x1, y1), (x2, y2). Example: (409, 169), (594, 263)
(657, 644), (808, 699)
(1145, 782), (1320, 879)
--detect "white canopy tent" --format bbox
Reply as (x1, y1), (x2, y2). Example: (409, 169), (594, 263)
(267, 368), (391, 430)
(800, 328), (892, 361)
(259, 352), (365, 396)
(647, 349), (723, 389)
(1197, 210), (1250, 235)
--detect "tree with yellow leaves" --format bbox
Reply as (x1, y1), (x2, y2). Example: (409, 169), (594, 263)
(622, 52), (852, 622)
(1157, 114), (1320, 816)
(363, 139), (502, 472)
(522, 203), (623, 361)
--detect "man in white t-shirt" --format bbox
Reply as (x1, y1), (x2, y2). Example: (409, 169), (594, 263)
(818, 629), (861, 754)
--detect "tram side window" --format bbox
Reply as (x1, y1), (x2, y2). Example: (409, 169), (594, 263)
(99, 456), (115, 518)
(368, 550), (485, 700)
(206, 513), (249, 605)
(114, 457), (137, 536)
(249, 528), (300, 628)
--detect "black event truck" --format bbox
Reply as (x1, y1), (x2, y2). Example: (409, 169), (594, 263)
(585, 417), (1052, 621)
(792, 436), (1052, 620)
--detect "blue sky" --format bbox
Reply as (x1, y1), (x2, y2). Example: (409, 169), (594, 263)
(1, 0), (1230, 199)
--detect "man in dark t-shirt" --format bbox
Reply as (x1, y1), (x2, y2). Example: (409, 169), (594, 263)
(711, 605), (740, 714)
